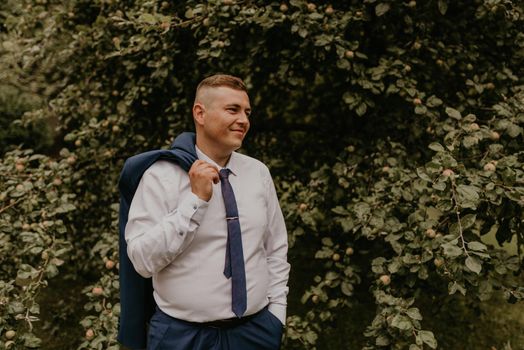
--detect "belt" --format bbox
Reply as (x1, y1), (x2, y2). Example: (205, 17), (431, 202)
(199, 307), (265, 329)
(155, 306), (266, 329)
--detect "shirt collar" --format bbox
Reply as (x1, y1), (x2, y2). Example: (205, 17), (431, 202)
(195, 146), (238, 176)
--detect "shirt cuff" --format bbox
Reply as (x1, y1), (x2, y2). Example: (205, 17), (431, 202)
(268, 303), (286, 326)
(177, 192), (209, 224)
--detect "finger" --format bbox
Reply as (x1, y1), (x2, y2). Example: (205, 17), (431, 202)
(203, 168), (220, 181)
(197, 167), (219, 184)
(212, 173), (219, 184)
(193, 161), (217, 171)
(190, 161), (211, 174)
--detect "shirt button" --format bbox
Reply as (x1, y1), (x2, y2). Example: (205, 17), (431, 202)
(193, 205), (197, 210)
(179, 232), (184, 236)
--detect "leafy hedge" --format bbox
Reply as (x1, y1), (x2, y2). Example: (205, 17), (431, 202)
(1, 0), (523, 349)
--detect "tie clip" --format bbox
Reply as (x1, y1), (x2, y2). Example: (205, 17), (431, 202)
(226, 216), (239, 220)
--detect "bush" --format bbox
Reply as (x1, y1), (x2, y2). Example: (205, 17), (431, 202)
(0, 149), (75, 349)
(1, 0), (523, 349)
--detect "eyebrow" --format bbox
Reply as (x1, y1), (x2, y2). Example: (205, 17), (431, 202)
(225, 103), (251, 113)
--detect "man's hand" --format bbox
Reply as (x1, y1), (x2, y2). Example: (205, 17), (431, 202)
(189, 160), (219, 201)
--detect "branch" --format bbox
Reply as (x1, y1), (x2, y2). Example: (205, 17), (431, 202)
(450, 178), (469, 256)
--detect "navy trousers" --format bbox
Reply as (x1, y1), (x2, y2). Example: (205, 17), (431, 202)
(147, 307), (283, 350)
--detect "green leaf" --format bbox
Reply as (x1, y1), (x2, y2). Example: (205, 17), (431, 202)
(325, 271), (339, 280)
(315, 247), (333, 259)
(432, 180), (446, 191)
(465, 256), (482, 274)
(460, 214), (476, 229)
(321, 237), (334, 247)
(428, 142), (445, 152)
(416, 167), (432, 182)
(376, 335), (390, 346)
(449, 281), (466, 295)
(391, 314), (412, 330)
(415, 105), (427, 115)
(442, 243), (463, 257)
(185, 9), (195, 19)
(462, 135), (479, 148)
(314, 34), (333, 47)
(506, 123), (522, 138)
(341, 281), (353, 296)
(354, 202), (370, 219)
(375, 3), (391, 16)
(426, 207), (443, 221)
(138, 13), (158, 24)
(438, 0), (448, 15)
(356, 102), (367, 116)
(332, 206), (349, 215)
(445, 107), (462, 120)
(467, 241), (487, 251)
(22, 333), (43, 348)
(406, 308), (423, 320)
(418, 330), (437, 349)
(456, 185), (480, 209)
(388, 260), (401, 273)
(426, 95), (443, 107)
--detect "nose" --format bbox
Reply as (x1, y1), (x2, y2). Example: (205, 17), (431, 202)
(237, 111), (249, 125)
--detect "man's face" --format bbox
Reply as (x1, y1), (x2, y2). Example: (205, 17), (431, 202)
(196, 86), (251, 154)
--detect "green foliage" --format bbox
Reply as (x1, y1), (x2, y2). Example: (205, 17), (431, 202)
(0, 149), (75, 349)
(0, 0), (523, 349)
(0, 0), (58, 154)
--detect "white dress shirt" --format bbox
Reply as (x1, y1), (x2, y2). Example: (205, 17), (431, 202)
(125, 147), (290, 325)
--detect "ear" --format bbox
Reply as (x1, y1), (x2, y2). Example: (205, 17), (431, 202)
(193, 103), (205, 126)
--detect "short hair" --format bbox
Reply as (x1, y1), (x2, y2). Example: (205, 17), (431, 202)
(196, 74), (248, 95)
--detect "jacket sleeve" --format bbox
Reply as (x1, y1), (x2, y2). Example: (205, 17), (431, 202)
(125, 162), (208, 278)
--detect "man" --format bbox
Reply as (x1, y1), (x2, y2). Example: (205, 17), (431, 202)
(125, 74), (290, 349)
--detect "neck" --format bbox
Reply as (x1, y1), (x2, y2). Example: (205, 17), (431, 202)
(196, 137), (232, 167)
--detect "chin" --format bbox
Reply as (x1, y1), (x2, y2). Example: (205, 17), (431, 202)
(229, 136), (244, 147)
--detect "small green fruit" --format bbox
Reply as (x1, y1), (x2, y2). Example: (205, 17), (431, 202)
(379, 275), (391, 285)
(5, 330), (16, 340)
(442, 169), (454, 177)
(425, 228), (436, 238)
(483, 162), (496, 172)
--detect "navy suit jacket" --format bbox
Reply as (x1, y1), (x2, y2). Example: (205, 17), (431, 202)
(117, 132), (197, 349)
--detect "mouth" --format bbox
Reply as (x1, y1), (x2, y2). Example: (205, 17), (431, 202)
(231, 129), (245, 136)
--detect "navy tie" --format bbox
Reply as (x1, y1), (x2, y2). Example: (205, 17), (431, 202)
(219, 168), (247, 318)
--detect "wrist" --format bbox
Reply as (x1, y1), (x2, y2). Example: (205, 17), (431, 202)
(191, 189), (211, 202)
